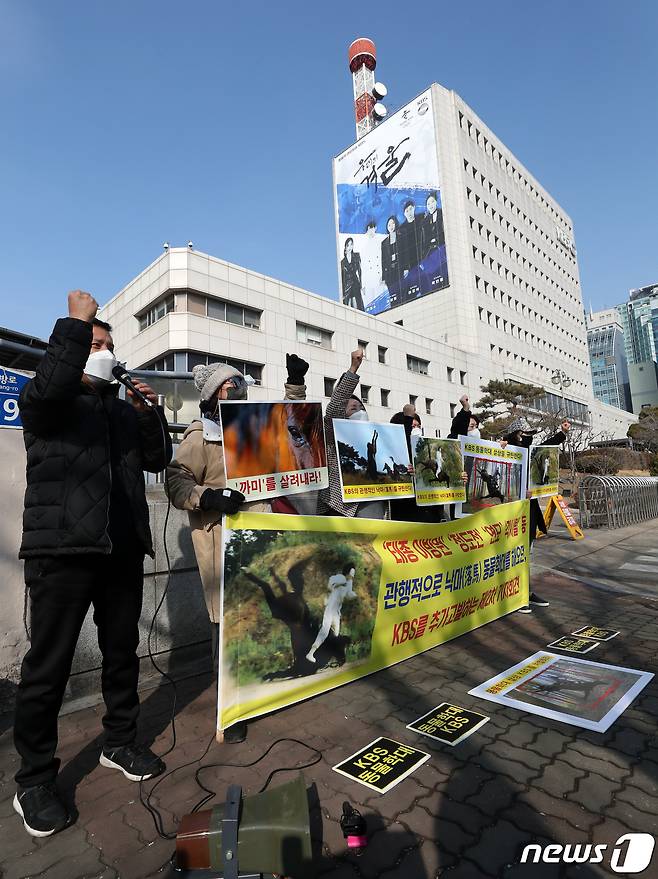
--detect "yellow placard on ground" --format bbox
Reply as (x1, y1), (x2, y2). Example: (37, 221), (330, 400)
(540, 494), (584, 540)
(217, 501), (531, 732)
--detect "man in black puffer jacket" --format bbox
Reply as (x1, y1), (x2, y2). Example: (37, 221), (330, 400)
(13, 291), (172, 838)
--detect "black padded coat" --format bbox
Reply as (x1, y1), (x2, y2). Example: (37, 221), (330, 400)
(18, 317), (172, 559)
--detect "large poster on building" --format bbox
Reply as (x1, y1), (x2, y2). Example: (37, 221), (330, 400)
(217, 502), (530, 731)
(333, 88), (448, 315)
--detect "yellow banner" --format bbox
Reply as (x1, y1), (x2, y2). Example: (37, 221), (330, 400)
(218, 501), (531, 731)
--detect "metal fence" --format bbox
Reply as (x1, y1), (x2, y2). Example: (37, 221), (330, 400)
(579, 475), (658, 529)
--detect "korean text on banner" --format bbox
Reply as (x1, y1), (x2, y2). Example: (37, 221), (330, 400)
(219, 400), (328, 502)
(217, 501), (531, 732)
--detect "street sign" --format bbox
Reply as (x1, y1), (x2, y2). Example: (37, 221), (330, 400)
(0, 367), (29, 429)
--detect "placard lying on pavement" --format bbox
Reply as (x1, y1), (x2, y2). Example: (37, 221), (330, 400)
(332, 737), (430, 794)
(547, 637), (600, 655)
(571, 626), (620, 642)
(468, 651), (653, 732)
(406, 702), (489, 745)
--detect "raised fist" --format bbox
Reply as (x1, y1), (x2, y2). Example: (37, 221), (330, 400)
(286, 353), (309, 385)
(68, 290), (98, 323)
(350, 349), (364, 374)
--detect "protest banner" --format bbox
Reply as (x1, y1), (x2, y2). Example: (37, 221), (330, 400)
(469, 651), (653, 732)
(406, 703), (489, 745)
(332, 738), (430, 794)
(217, 501), (531, 732)
(333, 419), (414, 502)
(457, 438), (527, 518)
(572, 626), (619, 641)
(528, 445), (560, 499)
(547, 637), (600, 655)
(412, 437), (465, 505)
(219, 401), (328, 502)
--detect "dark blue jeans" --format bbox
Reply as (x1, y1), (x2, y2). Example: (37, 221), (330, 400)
(14, 551), (144, 787)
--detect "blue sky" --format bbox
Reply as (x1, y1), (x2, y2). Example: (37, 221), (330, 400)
(2, 0), (656, 338)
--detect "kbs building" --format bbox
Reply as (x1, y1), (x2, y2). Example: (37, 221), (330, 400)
(586, 309), (632, 412)
(98, 83), (635, 440)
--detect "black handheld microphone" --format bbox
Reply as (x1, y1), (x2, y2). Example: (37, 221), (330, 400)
(112, 365), (155, 408)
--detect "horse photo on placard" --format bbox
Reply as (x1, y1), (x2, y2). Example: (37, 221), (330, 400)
(219, 401), (328, 502)
(528, 445), (560, 499)
(333, 419), (414, 502)
(412, 436), (465, 505)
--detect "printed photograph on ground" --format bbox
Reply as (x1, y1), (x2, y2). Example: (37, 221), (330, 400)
(333, 419), (413, 502)
(528, 445), (560, 499)
(457, 438), (527, 518)
(469, 651), (653, 732)
(412, 436), (465, 505)
(219, 401), (328, 501)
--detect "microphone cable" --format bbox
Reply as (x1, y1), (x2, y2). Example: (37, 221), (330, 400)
(140, 735), (323, 840)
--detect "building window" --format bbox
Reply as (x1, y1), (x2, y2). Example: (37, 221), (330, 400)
(380, 388), (390, 407)
(425, 397), (433, 415)
(143, 351), (263, 385)
(449, 403), (457, 418)
(378, 346), (387, 364)
(137, 294), (174, 331)
(361, 384), (370, 405)
(296, 322), (333, 349)
(447, 366), (454, 382)
(358, 339), (369, 356)
(206, 297), (261, 329)
(409, 394), (418, 406)
(407, 355), (430, 375)
(324, 377), (335, 397)
(460, 370), (467, 385)
(142, 354), (174, 371)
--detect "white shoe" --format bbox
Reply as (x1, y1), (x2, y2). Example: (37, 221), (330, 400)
(306, 652), (316, 663)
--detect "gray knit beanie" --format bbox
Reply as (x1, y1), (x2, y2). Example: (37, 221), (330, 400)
(505, 416), (537, 437)
(192, 362), (247, 403)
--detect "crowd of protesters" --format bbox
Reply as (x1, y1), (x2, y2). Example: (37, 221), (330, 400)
(12, 300), (570, 838)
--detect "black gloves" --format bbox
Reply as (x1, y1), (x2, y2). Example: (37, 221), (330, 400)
(199, 487), (245, 514)
(286, 353), (309, 385)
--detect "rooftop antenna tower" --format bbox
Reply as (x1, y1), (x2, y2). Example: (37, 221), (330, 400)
(348, 38), (388, 141)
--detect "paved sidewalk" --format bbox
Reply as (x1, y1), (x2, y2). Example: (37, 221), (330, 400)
(1, 531), (657, 878)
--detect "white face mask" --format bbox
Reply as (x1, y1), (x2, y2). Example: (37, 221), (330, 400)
(348, 409), (368, 421)
(467, 428), (481, 438)
(411, 427), (422, 437)
(83, 349), (118, 384)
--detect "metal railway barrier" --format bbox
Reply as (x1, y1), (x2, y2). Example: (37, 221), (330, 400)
(579, 475), (658, 529)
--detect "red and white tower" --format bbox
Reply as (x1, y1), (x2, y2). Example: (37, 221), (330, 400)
(348, 38), (387, 141)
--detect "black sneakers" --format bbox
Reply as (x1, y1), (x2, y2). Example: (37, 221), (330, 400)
(99, 744), (165, 782)
(13, 783), (70, 837)
(529, 592), (550, 607)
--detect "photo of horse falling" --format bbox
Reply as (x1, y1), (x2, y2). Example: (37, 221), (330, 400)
(219, 401), (329, 502)
(457, 437), (528, 518)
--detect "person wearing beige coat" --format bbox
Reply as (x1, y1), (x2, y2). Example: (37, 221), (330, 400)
(165, 357), (308, 624)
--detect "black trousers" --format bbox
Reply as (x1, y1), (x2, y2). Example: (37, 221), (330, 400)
(14, 550), (144, 787)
